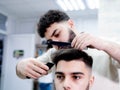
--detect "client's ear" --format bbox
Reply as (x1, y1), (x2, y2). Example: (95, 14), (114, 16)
(89, 76), (95, 88)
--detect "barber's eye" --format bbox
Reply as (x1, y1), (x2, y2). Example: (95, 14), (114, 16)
(54, 33), (59, 37)
(73, 76), (81, 80)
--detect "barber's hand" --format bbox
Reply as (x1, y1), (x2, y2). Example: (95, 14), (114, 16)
(71, 32), (106, 50)
(16, 58), (49, 79)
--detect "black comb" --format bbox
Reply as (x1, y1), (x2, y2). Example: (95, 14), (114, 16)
(46, 39), (71, 47)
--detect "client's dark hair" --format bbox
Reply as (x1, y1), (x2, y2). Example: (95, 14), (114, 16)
(51, 49), (93, 68)
(37, 10), (70, 38)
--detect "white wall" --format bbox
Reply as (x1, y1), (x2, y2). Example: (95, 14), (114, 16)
(99, 0), (120, 79)
(75, 18), (98, 36)
(1, 34), (35, 90)
(0, 9), (37, 90)
(99, 0), (120, 40)
(14, 18), (38, 34)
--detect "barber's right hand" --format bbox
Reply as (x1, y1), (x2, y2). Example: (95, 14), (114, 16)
(16, 58), (49, 79)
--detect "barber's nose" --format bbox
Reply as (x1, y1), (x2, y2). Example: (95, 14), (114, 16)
(63, 78), (71, 90)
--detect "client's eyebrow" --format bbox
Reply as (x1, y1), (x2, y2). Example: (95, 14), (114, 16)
(55, 72), (64, 75)
(55, 72), (84, 75)
(72, 72), (84, 75)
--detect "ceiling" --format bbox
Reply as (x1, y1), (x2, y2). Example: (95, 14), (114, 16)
(0, 0), (98, 19)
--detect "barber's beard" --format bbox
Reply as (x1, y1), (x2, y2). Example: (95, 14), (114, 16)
(57, 29), (75, 49)
(57, 29), (76, 49)
(68, 30), (76, 43)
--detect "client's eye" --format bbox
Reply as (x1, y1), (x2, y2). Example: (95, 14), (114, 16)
(73, 76), (81, 80)
(56, 75), (64, 80)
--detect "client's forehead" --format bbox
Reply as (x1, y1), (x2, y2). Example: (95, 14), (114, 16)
(56, 60), (88, 73)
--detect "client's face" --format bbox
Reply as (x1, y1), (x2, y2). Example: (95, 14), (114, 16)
(54, 60), (94, 90)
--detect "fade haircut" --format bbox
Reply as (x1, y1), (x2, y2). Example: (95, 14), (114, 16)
(51, 49), (93, 68)
(37, 10), (70, 38)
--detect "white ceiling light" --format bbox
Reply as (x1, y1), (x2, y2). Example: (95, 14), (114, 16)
(86, 0), (99, 9)
(56, 0), (99, 11)
(56, 0), (68, 11)
(63, 0), (74, 11)
(76, 0), (86, 10)
(86, 0), (97, 9)
(94, 0), (99, 9)
(69, 0), (79, 10)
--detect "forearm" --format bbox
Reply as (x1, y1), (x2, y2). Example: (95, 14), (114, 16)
(102, 41), (120, 63)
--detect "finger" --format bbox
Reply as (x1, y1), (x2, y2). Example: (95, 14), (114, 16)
(32, 60), (49, 71)
(30, 64), (48, 75)
(72, 33), (82, 47)
(72, 33), (87, 49)
(26, 73), (38, 79)
(75, 41), (83, 50)
(26, 68), (42, 79)
(79, 41), (88, 50)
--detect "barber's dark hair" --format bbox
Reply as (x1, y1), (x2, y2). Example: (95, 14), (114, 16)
(51, 49), (93, 68)
(37, 10), (70, 38)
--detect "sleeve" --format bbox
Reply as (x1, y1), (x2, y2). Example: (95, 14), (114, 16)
(37, 48), (56, 74)
(37, 48), (56, 63)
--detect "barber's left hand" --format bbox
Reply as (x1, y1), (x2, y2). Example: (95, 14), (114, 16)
(71, 32), (105, 50)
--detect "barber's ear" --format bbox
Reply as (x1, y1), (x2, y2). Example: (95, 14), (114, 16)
(89, 76), (94, 88)
(68, 19), (74, 28)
